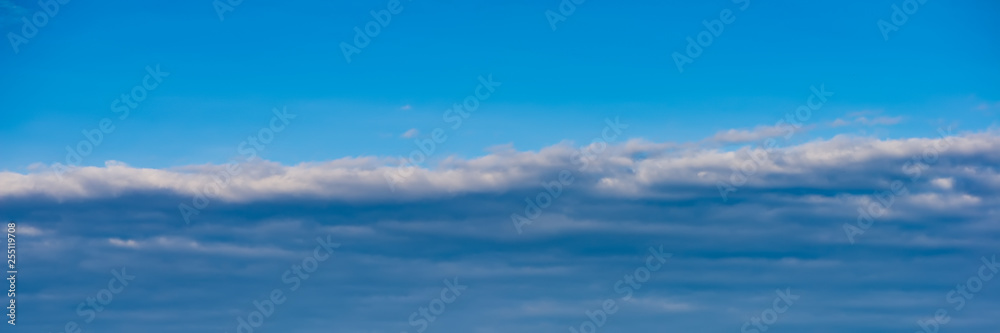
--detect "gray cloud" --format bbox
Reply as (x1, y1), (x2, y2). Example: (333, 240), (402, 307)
(6, 130), (1000, 332)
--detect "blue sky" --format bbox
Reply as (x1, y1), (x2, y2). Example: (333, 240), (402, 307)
(1, 0), (999, 332)
(1, 0), (998, 170)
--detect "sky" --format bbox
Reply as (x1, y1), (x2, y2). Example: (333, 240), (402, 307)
(0, 0), (999, 332)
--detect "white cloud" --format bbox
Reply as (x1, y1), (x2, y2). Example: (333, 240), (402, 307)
(401, 128), (419, 138)
(831, 112), (904, 127)
(706, 125), (793, 144)
(109, 238), (140, 248)
(107, 236), (294, 257)
(0, 130), (996, 205)
(831, 118), (852, 127)
(856, 116), (904, 126)
(931, 177), (954, 190)
(626, 297), (697, 312)
(16, 225), (45, 236)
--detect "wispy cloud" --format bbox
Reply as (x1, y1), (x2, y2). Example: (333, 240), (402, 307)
(831, 112), (904, 127)
(856, 116), (904, 126)
(706, 124), (805, 144)
(400, 128), (419, 138)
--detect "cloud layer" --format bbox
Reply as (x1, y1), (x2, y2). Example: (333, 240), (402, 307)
(6, 130), (1000, 332)
(7, 130), (999, 203)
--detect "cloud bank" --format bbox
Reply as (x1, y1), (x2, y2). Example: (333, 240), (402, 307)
(6, 130), (1000, 332)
